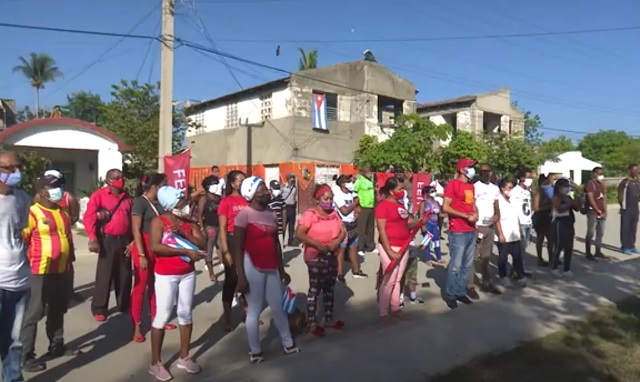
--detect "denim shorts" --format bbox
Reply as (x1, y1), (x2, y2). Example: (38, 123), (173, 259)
(340, 221), (359, 249)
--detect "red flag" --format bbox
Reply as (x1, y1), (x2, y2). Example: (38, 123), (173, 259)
(163, 149), (191, 193)
(411, 173), (432, 213)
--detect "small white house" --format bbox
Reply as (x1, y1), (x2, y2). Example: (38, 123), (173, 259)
(539, 151), (602, 185)
(0, 117), (130, 196)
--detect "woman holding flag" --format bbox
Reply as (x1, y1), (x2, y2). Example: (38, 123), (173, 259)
(375, 177), (421, 323)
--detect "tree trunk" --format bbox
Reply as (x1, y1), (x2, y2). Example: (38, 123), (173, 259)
(35, 87), (40, 119)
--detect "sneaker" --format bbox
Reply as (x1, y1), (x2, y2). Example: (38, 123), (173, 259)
(466, 287), (480, 300)
(585, 254), (598, 262)
(456, 295), (473, 305)
(149, 362), (173, 381)
(283, 345), (300, 355)
(176, 357), (201, 374)
(633, 248), (640, 254)
(204, 263), (209, 271)
(352, 270), (368, 279)
(516, 278), (527, 287)
(399, 300), (405, 309)
(410, 296), (425, 304)
(499, 277), (513, 288)
(249, 353), (264, 364)
(481, 283), (502, 295)
(357, 250), (365, 257)
(445, 298), (458, 310)
(564, 270), (574, 277)
(551, 269), (563, 277)
(337, 274), (346, 283)
(624, 249), (635, 255)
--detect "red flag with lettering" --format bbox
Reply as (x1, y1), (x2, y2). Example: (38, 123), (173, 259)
(411, 173), (432, 212)
(375, 172), (395, 200)
(163, 149), (190, 193)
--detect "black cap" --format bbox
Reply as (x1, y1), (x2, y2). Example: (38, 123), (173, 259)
(336, 174), (353, 185)
(35, 175), (62, 191)
(269, 180), (281, 190)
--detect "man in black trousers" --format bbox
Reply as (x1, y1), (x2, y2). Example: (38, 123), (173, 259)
(618, 164), (640, 254)
(83, 169), (133, 322)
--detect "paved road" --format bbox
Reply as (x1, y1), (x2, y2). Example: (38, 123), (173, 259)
(15, 205), (640, 382)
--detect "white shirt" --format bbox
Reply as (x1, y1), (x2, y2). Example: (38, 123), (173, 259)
(402, 189), (411, 213)
(431, 180), (444, 205)
(333, 188), (357, 223)
(474, 181), (499, 226)
(495, 194), (521, 243)
(510, 185), (533, 226)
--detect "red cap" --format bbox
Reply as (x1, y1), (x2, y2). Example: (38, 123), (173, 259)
(456, 158), (476, 171)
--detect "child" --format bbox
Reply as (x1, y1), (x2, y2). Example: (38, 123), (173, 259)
(550, 178), (580, 276)
(21, 175), (80, 372)
(418, 186), (444, 264)
(268, 180), (286, 244)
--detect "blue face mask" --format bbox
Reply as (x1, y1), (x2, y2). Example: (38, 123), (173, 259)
(0, 171), (22, 187)
(47, 188), (64, 203)
(465, 167), (476, 179)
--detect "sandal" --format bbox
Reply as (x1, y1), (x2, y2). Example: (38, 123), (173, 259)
(48, 344), (82, 358)
(325, 320), (345, 330)
(22, 358), (46, 372)
(310, 326), (325, 337)
(164, 324), (177, 330)
(133, 335), (145, 343)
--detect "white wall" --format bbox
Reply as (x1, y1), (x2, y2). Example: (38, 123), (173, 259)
(7, 126), (119, 151)
(187, 88), (291, 136)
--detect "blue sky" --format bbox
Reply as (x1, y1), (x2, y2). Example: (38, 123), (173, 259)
(1, 0), (639, 140)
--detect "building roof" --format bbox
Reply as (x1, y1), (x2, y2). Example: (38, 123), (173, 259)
(416, 95), (477, 110)
(0, 117), (132, 151)
(184, 77), (290, 115)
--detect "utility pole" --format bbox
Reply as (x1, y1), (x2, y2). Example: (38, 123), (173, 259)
(240, 118), (264, 176)
(157, 0), (175, 172)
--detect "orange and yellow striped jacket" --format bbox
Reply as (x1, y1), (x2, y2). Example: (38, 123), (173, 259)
(22, 203), (72, 274)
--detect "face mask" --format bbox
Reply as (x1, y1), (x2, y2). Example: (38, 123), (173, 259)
(272, 189), (281, 197)
(465, 167), (476, 179)
(503, 189), (511, 198)
(319, 201), (333, 212)
(110, 178), (125, 190)
(523, 178), (533, 188)
(208, 185), (217, 194)
(345, 183), (354, 191)
(47, 187), (63, 203)
(392, 191), (405, 200)
(430, 191), (437, 198)
(596, 175), (604, 181)
(173, 204), (191, 218)
(0, 171), (22, 187)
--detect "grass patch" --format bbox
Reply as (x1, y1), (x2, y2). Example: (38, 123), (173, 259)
(429, 296), (640, 382)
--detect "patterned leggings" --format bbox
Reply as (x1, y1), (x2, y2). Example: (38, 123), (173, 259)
(306, 254), (338, 326)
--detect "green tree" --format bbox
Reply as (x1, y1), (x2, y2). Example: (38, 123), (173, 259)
(12, 53), (63, 118)
(99, 80), (186, 180)
(578, 130), (630, 175)
(513, 101), (543, 145)
(438, 132), (488, 174)
(19, 151), (51, 196)
(486, 133), (543, 177)
(539, 135), (575, 161)
(298, 48), (318, 71)
(63, 91), (103, 123)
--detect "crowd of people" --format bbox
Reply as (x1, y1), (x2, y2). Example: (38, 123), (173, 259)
(1, 148), (639, 382)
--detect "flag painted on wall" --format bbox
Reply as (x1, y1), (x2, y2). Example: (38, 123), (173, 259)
(312, 93), (328, 131)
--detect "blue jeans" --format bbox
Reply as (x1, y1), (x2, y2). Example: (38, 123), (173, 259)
(0, 288), (30, 382)
(445, 231), (476, 299)
(521, 224), (532, 255)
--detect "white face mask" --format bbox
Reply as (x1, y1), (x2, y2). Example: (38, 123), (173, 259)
(272, 189), (281, 197)
(523, 178), (533, 188)
(503, 189), (511, 198)
(47, 187), (64, 203)
(345, 182), (354, 191)
(173, 204), (191, 218)
(596, 175), (604, 181)
(430, 191), (437, 198)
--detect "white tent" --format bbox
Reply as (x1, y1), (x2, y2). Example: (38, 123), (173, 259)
(539, 151), (602, 185)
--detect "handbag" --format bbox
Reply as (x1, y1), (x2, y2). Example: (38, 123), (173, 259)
(96, 195), (127, 237)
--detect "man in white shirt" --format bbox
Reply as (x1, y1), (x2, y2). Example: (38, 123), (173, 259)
(333, 174), (367, 279)
(467, 164), (501, 298)
(511, 169), (534, 277)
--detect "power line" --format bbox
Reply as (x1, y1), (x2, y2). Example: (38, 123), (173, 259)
(137, 18), (162, 82)
(202, 25), (640, 43)
(0, 22), (158, 41)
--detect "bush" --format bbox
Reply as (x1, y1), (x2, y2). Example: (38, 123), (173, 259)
(19, 151), (50, 196)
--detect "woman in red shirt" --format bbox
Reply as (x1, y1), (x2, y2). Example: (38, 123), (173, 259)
(296, 184), (346, 337)
(375, 177), (420, 322)
(148, 186), (206, 381)
(218, 170), (247, 331)
(234, 176), (299, 364)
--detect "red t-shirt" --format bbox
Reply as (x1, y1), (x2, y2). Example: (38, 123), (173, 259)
(375, 199), (411, 247)
(234, 207), (279, 271)
(298, 209), (343, 262)
(154, 216), (196, 276)
(444, 179), (476, 233)
(218, 195), (249, 233)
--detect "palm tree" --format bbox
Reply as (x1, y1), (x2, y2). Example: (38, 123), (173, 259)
(298, 48), (318, 71)
(13, 53), (64, 118)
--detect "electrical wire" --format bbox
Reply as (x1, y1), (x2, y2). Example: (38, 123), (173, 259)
(137, 19), (162, 82)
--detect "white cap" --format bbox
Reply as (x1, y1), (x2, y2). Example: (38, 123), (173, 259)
(240, 176), (264, 201)
(44, 170), (63, 179)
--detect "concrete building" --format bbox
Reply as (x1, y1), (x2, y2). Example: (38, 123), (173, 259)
(184, 60), (416, 167)
(0, 117), (130, 196)
(0, 99), (17, 130)
(417, 88), (525, 137)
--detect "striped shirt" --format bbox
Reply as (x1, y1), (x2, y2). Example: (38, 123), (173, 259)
(268, 196), (285, 234)
(23, 203), (72, 275)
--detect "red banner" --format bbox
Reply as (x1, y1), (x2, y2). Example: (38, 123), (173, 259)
(375, 172), (431, 213)
(164, 149), (191, 193)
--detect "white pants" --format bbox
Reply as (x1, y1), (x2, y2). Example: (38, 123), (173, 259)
(244, 256), (294, 354)
(152, 272), (196, 329)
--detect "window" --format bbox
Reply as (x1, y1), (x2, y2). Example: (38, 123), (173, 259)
(225, 103), (238, 129)
(260, 93), (272, 121)
(377, 96), (403, 124)
(326, 93), (338, 121)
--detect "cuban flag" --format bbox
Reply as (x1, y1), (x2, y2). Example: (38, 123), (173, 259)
(162, 231), (199, 263)
(312, 93), (328, 131)
(282, 286), (297, 314)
